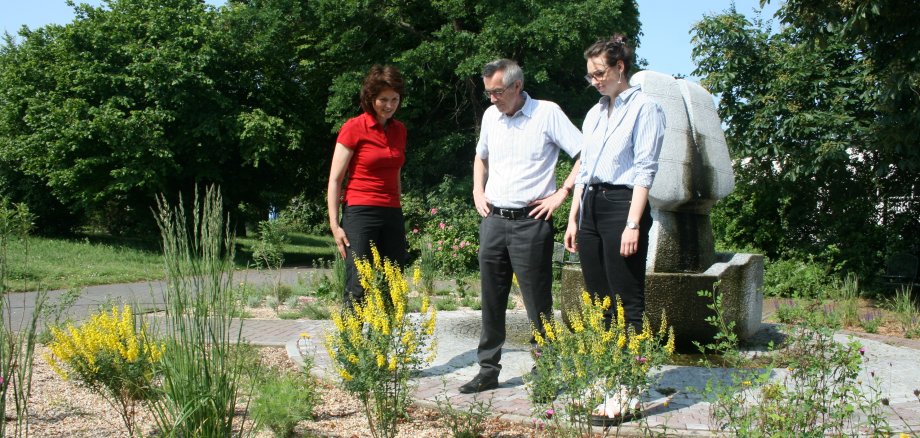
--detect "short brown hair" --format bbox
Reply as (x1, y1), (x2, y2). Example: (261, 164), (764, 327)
(360, 65), (405, 117)
(584, 33), (635, 77)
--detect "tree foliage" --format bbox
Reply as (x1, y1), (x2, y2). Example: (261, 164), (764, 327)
(693, 5), (919, 279)
(0, 0), (639, 234)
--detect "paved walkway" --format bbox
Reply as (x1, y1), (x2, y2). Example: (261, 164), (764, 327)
(7, 269), (920, 436)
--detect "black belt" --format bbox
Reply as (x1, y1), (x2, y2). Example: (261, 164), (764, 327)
(491, 205), (536, 220)
(588, 183), (630, 191)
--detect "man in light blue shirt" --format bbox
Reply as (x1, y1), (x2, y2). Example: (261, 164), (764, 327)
(461, 59), (582, 394)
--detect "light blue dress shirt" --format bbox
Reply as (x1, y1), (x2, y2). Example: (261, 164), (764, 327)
(575, 85), (666, 189)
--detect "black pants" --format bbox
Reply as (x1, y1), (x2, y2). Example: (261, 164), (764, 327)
(476, 214), (554, 378)
(577, 186), (652, 331)
(341, 205), (407, 307)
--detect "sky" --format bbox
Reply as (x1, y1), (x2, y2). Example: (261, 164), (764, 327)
(1, 0), (781, 80)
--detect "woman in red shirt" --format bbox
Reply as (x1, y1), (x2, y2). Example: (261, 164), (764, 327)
(327, 65), (407, 306)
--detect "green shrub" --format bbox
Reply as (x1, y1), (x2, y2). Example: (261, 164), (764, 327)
(707, 319), (887, 435)
(325, 249), (438, 438)
(252, 218), (289, 270)
(404, 179), (480, 275)
(251, 370), (318, 437)
(45, 305), (161, 436)
(529, 292), (674, 436)
(763, 256), (838, 298)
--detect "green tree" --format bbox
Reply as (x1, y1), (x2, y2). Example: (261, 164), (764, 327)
(1, 0), (641, 233)
(0, 0), (317, 232)
(772, 0), (920, 255)
(692, 7), (899, 278)
(311, 0), (639, 191)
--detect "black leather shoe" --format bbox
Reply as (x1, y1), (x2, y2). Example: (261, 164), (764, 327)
(459, 374), (499, 394)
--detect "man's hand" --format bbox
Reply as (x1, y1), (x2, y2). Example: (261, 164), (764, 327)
(528, 189), (568, 220)
(473, 189), (492, 217)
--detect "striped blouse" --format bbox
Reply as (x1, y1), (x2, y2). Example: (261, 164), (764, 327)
(575, 85), (666, 189)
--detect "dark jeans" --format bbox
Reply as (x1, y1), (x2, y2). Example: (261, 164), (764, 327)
(341, 205), (407, 307)
(477, 214), (554, 378)
(577, 186), (652, 330)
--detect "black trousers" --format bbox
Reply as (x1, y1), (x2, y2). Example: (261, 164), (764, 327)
(476, 214), (554, 378)
(577, 186), (652, 331)
(341, 205), (407, 307)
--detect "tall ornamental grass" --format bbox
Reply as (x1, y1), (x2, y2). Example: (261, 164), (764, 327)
(529, 292), (675, 437)
(44, 305), (162, 436)
(150, 186), (256, 437)
(0, 199), (44, 437)
(325, 246), (437, 438)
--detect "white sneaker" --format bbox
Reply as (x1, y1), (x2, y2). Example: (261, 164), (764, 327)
(592, 386), (640, 419)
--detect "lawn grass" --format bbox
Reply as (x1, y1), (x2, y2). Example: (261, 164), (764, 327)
(5, 231), (336, 292)
(6, 234), (164, 292)
(234, 232), (336, 267)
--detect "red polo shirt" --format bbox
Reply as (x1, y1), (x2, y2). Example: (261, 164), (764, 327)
(337, 112), (406, 208)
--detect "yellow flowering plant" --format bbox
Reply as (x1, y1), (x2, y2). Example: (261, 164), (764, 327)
(529, 292), (674, 437)
(45, 304), (163, 436)
(325, 245), (437, 438)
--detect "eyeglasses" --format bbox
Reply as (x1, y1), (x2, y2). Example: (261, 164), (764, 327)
(584, 68), (608, 84)
(483, 87), (508, 98)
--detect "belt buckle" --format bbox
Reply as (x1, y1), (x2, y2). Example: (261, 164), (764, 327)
(499, 208), (516, 220)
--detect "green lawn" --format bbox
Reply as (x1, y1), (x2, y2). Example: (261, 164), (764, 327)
(4, 232), (335, 292)
(234, 232), (336, 267)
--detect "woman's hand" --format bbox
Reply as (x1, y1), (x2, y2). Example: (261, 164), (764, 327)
(620, 228), (639, 257)
(332, 227), (350, 259)
(564, 221), (579, 253)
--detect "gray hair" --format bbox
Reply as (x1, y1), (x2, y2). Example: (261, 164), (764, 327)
(482, 59), (524, 88)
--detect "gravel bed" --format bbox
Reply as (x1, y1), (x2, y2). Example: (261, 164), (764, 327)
(11, 345), (533, 437)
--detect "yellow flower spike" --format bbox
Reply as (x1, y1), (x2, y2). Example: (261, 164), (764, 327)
(571, 317), (585, 333)
(412, 266), (421, 285)
(388, 357), (397, 371)
(617, 334), (626, 349)
(420, 295), (430, 314)
(601, 296), (611, 311)
(339, 370), (353, 381)
(601, 330), (614, 344)
(616, 297), (626, 330)
(534, 332), (545, 346)
(371, 245), (382, 270)
(665, 327), (675, 355)
(332, 312), (345, 332)
(541, 320), (555, 342)
(581, 291), (591, 307)
(659, 310), (669, 335)
(376, 354), (386, 368)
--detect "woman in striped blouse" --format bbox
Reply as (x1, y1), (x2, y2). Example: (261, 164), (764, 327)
(563, 34), (666, 332)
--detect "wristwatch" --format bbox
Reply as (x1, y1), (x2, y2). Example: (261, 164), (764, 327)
(625, 220), (639, 230)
